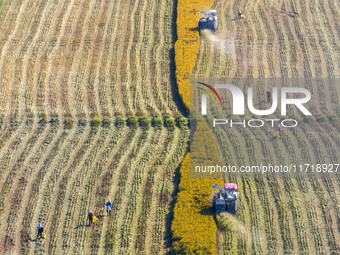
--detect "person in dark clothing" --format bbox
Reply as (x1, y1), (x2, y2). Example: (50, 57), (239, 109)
(267, 90), (273, 103)
(88, 210), (94, 226)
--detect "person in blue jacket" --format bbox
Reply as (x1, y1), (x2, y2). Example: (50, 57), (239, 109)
(37, 223), (44, 239)
(105, 201), (112, 215)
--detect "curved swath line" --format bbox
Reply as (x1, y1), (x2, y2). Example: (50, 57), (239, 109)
(197, 87), (217, 105)
(197, 82), (222, 105)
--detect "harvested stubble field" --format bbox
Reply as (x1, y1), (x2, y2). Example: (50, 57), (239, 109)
(194, 0), (340, 254)
(0, 0), (339, 254)
(0, 0), (189, 254)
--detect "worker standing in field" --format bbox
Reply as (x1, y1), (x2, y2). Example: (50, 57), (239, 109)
(277, 124), (283, 139)
(267, 90), (273, 103)
(105, 201), (112, 215)
(238, 9), (243, 19)
(37, 223), (44, 239)
(88, 210), (94, 226)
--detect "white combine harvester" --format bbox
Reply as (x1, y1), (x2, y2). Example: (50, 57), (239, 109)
(212, 183), (238, 214)
(198, 10), (218, 31)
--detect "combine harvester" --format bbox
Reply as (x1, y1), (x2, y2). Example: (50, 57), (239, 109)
(198, 10), (218, 31)
(212, 183), (238, 214)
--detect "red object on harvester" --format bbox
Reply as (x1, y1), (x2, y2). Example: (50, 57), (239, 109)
(224, 183), (237, 191)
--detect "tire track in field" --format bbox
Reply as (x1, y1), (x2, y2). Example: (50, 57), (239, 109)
(195, 41), (208, 78)
(271, 10), (290, 79)
(218, 0), (238, 77)
(251, 3), (267, 78)
(260, 4), (278, 78)
(0, 124), (23, 181)
(267, 129), (310, 254)
(273, 4), (299, 78)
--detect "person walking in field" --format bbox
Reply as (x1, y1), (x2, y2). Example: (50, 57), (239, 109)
(37, 223), (44, 239)
(105, 201), (112, 215)
(277, 124), (283, 139)
(88, 210), (94, 226)
(238, 9), (245, 19)
(267, 90), (273, 103)
(238, 9), (242, 17)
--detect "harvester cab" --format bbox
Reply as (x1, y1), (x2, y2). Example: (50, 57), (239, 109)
(198, 10), (218, 32)
(212, 183), (238, 214)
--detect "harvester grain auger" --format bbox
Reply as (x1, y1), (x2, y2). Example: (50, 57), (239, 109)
(212, 183), (238, 214)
